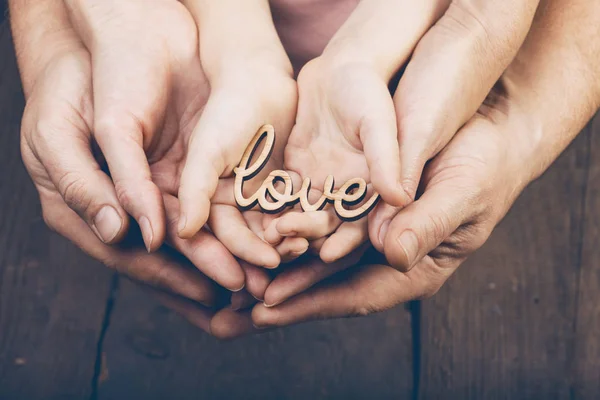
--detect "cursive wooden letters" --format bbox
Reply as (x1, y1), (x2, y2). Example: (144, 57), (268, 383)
(233, 125), (380, 222)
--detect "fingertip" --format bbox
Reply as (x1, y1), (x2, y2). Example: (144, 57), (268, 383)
(292, 237), (310, 254)
(91, 205), (128, 245)
(370, 167), (412, 208)
(319, 246), (340, 264)
(384, 226), (418, 273)
(368, 203), (400, 252)
(241, 262), (270, 301)
(138, 216), (155, 252)
(251, 303), (277, 328)
(262, 249), (281, 270)
(263, 219), (284, 245)
(262, 287), (283, 309)
(275, 217), (297, 236)
(177, 197), (210, 239)
(217, 265), (246, 293)
(210, 309), (255, 340)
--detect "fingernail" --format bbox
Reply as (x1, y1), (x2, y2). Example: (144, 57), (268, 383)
(251, 293), (264, 302)
(263, 300), (280, 308)
(291, 249), (307, 257)
(177, 215), (187, 235)
(378, 219), (391, 247)
(93, 206), (123, 243)
(397, 230), (418, 268)
(252, 323), (267, 330)
(231, 283), (245, 293)
(280, 231), (298, 237)
(139, 216), (154, 252)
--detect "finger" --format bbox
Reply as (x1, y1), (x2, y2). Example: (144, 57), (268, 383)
(320, 220), (368, 263)
(31, 112), (128, 245)
(40, 190), (218, 306)
(253, 257), (450, 329)
(88, 38), (170, 253)
(209, 205), (280, 269)
(276, 237), (310, 263)
(271, 210), (342, 242)
(210, 308), (262, 340)
(93, 117), (165, 252)
(240, 261), (272, 302)
(368, 202), (402, 252)
(177, 92), (255, 239)
(357, 77), (410, 207)
(231, 289), (257, 311)
(262, 247), (367, 307)
(164, 195), (246, 292)
(379, 183), (471, 272)
(149, 288), (216, 334)
(394, 0), (539, 197)
(308, 237), (327, 255)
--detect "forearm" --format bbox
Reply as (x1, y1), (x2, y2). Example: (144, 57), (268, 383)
(319, 0), (447, 80)
(9, 0), (79, 96)
(182, 0), (292, 83)
(504, 0), (600, 182)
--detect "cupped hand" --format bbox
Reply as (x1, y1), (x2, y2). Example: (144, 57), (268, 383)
(250, 107), (546, 328)
(18, 0), (251, 293)
(62, 0), (208, 252)
(247, 0), (600, 328)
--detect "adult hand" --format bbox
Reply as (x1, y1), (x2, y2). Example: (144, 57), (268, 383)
(14, 0), (247, 293)
(247, 0), (600, 328)
(60, 0), (210, 252)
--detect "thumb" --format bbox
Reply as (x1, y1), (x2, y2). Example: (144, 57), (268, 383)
(90, 50), (170, 252)
(356, 74), (409, 207)
(25, 119), (129, 244)
(177, 93), (256, 239)
(378, 182), (472, 272)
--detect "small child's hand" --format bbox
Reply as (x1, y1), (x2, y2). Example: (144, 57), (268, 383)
(177, 0), (298, 241)
(265, 56), (405, 262)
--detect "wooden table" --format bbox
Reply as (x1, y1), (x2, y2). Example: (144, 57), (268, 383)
(1, 11), (599, 400)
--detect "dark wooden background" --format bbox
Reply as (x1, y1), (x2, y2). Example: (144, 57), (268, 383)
(1, 8), (599, 400)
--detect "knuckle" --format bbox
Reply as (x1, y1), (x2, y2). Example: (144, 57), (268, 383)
(440, 1), (494, 48)
(353, 304), (375, 318)
(95, 110), (145, 144)
(102, 256), (119, 271)
(426, 212), (452, 244)
(58, 171), (93, 215)
(113, 178), (158, 213)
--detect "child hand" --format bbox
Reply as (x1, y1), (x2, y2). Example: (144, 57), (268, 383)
(264, 56), (403, 263)
(177, 0), (298, 243)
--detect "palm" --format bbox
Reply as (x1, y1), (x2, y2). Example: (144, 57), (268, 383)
(284, 61), (380, 186)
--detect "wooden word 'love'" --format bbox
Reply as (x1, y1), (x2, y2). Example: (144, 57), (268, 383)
(233, 125), (379, 221)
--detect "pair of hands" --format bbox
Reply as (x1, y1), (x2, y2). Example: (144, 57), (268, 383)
(13, 0), (600, 338)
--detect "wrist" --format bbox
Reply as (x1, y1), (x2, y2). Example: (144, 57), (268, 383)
(207, 42), (293, 85)
(10, 0), (82, 96)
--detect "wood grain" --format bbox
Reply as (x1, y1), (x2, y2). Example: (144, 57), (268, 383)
(2, 0), (600, 397)
(572, 115), (600, 398)
(417, 117), (597, 399)
(0, 21), (112, 400)
(96, 279), (414, 400)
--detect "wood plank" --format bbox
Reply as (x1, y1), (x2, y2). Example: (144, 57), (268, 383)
(417, 114), (595, 399)
(97, 278), (414, 400)
(0, 21), (112, 400)
(571, 114), (600, 398)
